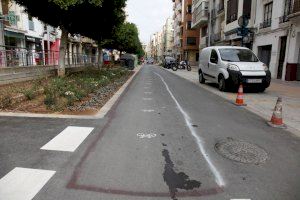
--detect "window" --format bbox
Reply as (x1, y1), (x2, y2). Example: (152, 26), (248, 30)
(201, 26), (207, 37)
(28, 14), (34, 31)
(243, 0), (252, 19)
(263, 2), (273, 27)
(187, 21), (192, 30)
(210, 49), (218, 64)
(226, 0), (238, 24)
(187, 37), (196, 46)
(187, 5), (192, 14)
(284, 0), (291, 16)
(219, 48), (259, 62)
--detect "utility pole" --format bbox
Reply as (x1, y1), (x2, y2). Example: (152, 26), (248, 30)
(0, 14), (7, 67)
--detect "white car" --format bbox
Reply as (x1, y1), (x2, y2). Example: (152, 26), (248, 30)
(198, 46), (271, 92)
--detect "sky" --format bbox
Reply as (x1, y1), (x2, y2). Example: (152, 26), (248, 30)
(125, 0), (173, 44)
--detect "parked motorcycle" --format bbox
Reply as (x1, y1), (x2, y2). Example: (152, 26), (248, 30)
(165, 61), (177, 71)
(179, 61), (191, 71)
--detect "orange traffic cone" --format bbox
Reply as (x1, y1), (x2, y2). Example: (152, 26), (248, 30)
(267, 97), (287, 128)
(234, 84), (247, 106)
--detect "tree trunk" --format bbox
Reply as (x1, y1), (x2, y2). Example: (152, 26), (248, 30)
(58, 26), (68, 77)
(97, 45), (103, 70)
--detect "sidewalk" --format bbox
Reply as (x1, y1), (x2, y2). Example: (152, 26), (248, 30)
(164, 67), (300, 137)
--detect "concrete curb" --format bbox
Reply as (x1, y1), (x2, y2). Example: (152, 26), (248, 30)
(0, 66), (143, 120)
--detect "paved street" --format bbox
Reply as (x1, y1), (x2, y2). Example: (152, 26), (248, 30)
(168, 67), (300, 136)
(1, 65), (300, 200)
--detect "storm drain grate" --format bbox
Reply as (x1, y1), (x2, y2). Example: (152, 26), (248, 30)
(215, 139), (268, 164)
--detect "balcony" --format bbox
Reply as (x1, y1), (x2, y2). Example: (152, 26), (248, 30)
(212, 32), (221, 43)
(288, 0), (300, 18)
(279, 15), (289, 23)
(260, 19), (272, 29)
(176, 3), (182, 12)
(211, 9), (216, 19)
(199, 36), (208, 49)
(217, 2), (224, 14)
(192, 9), (208, 28)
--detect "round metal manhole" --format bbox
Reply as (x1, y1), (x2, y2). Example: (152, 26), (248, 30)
(215, 139), (268, 164)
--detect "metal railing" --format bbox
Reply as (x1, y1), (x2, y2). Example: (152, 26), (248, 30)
(279, 15), (289, 23)
(217, 2), (224, 13)
(260, 19), (272, 29)
(292, 0), (300, 13)
(0, 46), (98, 68)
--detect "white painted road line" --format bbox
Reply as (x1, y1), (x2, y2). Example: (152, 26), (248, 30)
(154, 72), (225, 187)
(144, 92), (152, 94)
(0, 167), (55, 200)
(141, 109), (155, 112)
(41, 126), (94, 152)
(143, 98), (153, 101)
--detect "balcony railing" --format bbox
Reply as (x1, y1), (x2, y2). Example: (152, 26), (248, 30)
(212, 32), (221, 43)
(260, 19), (272, 29)
(292, 0), (300, 13)
(217, 2), (224, 13)
(279, 15), (289, 23)
(0, 46), (98, 68)
(211, 9), (216, 19)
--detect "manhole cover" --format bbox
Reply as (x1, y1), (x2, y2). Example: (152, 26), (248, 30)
(215, 140), (268, 164)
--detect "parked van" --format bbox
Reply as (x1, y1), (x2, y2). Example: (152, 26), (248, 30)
(198, 46), (271, 92)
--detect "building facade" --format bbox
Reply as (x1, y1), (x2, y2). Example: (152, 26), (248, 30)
(189, 0), (300, 81)
(0, 0), (99, 68)
(252, 0), (300, 80)
(181, 0), (200, 66)
(172, 0), (184, 60)
(192, 0), (209, 50)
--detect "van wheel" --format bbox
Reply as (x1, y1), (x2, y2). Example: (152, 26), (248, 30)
(199, 70), (205, 84)
(218, 75), (227, 91)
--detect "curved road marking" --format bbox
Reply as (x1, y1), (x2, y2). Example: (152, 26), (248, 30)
(154, 72), (225, 187)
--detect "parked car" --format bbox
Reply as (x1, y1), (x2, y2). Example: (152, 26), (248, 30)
(198, 46), (271, 92)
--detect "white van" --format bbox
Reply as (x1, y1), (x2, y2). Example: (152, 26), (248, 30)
(198, 46), (271, 92)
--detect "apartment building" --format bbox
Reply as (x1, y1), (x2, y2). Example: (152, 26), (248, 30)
(162, 17), (174, 57)
(223, 0), (256, 47)
(182, 0), (200, 65)
(172, 0), (184, 60)
(192, 0), (209, 50)
(189, 0), (300, 81)
(252, 0), (300, 81)
(209, 0), (226, 46)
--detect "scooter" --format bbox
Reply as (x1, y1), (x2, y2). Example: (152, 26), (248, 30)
(179, 61), (191, 71)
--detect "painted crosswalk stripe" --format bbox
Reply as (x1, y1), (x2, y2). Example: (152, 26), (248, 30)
(41, 126), (94, 152)
(0, 167), (55, 200)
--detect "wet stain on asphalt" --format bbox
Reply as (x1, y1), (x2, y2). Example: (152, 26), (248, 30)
(162, 149), (201, 200)
(161, 134), (165, 136)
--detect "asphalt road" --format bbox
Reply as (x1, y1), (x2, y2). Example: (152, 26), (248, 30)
(0, 65), (300, 200)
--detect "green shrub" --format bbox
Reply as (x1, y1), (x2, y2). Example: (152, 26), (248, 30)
(0, 94), (12, 109)
(22, 89), (36, 100)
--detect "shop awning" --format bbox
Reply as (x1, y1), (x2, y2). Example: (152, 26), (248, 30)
(4, 30), (25, 40)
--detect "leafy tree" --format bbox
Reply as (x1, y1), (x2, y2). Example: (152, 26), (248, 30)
(103, 22), (144, 58)
(14, 0), (126, 75)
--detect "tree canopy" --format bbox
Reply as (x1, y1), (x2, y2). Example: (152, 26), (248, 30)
(14, 0), (126, 42)
(103, 22), (144, 58)
(14, 0), (127, 75)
